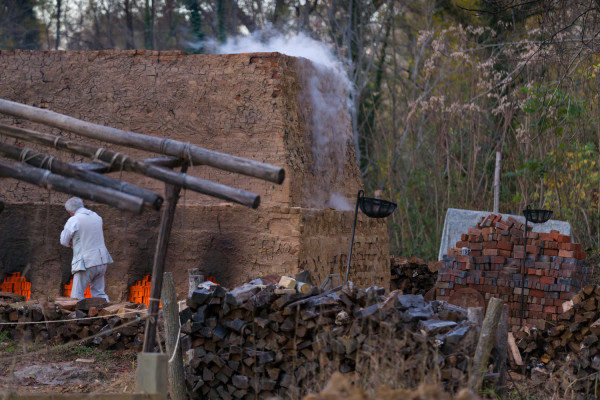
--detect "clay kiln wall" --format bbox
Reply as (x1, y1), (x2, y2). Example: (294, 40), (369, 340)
(0, 50), (387, 299)
(0, 50), (362, 207)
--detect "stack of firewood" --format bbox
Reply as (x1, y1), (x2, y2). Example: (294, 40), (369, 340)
(390, 256), (438, 295)
(512, 284), (600, 394)
(180, 279), (478, 399)
(0, 295), (147, 350)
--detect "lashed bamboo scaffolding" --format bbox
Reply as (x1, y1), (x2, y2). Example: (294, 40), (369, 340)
(0, 124), (260, 209)
(0, 98), (284, 184)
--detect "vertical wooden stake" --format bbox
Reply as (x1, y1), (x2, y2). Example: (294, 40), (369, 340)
(143, 164), (188, 353)
(162, 272), (186, 400)
(493, 151), (501, 213)
(495, 304), (509, 391)
(469, 297), (504, 392)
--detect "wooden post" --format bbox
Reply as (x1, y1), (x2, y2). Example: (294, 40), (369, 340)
(469, 297), (504, 392)
(161, 272), (186, 400)
(495, 304), (509, 391)
(493, 151), (501, 213)
(0, 158), (144, 213)
(143, 164), (188, 352)
(0, 140), (162, 209)
(0, 124), (260, 208)
(0, 99), (285, 184)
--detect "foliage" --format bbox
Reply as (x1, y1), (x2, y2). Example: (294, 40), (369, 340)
(3, 0), (600, 259)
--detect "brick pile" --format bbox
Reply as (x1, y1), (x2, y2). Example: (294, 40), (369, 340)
(1, 272), (31, 300)
(436, 214), (592, 330)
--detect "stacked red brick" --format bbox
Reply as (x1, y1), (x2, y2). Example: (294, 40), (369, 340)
(436, 214), (591, 330)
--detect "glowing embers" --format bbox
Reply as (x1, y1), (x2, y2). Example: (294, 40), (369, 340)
(128, 275), (154, 307)
(62, 277), (92, 298)
(1, 272), (31, 300)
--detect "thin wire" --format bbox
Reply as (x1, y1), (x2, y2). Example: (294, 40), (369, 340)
(0, 309), (147, 325)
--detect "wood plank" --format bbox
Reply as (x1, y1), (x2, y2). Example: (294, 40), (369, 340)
(507, 332), (523, 366)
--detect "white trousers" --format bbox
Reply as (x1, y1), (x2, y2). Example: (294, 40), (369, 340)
(71, 264), (109, 301)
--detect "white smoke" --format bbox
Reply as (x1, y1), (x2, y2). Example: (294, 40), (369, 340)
(208, 31), (354, 211)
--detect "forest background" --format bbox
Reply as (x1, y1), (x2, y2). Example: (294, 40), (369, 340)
(2, 0), (599, 260)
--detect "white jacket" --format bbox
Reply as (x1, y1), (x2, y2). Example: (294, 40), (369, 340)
(60, 208), (113, 273)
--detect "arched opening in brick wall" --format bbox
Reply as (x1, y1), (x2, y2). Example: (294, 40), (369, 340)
(1, 272), (31, 300)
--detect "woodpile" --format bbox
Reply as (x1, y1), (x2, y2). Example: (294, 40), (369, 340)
(390, 256), (438, 295)
(512, 284), (600, 396)
(0, 295), (147, 350)
(180, 279), (479, 399)
(437, 214), (591, 330)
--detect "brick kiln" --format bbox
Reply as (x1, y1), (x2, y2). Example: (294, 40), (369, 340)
(0, 50), (389, 301)
(436, 214), (591, 330)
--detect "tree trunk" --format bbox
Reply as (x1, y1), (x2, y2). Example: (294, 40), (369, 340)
(144, 0), (155, 49)
(55, 0), (62, 49)
(124, 0), (135, 49)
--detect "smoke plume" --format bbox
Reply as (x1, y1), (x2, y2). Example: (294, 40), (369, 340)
(208, 31), (354, 211)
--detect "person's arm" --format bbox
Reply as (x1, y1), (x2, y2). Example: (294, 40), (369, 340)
(60, 217), (79, 247)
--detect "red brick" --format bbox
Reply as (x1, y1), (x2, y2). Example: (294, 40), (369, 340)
(483, 248), (499, 256)
(499, 249), (512, 257)
(469, 242), (483, 250)
(483, 241), (497, 249)
(540, 276), (554, 285)
(455, 241), (468, 247)
(543, 249), (558, 256)
(526, 245), (539, 254)
(558, 249), (574, 258)
(556, 234), (571, 243)
(558, 242), (580, 251)
(543, 305), (556, 313)
(497, 240), (513, 251)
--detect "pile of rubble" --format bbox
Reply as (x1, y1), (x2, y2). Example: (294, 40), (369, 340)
(0, 293), (147, 350)
(390, 256), (438, 296)
(180, 277), (478, 399)
(513, 283), (600, 395)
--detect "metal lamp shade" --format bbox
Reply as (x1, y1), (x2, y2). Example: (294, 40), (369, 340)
(523, 208), (553, 224)
(359, 196), (397, 218)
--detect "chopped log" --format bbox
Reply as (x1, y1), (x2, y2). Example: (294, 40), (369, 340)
(0, 158), (144, 213)
(278, 276), (296, 290)
(0, 124), (260, 209)
(0, 140), (162, 209)
(507, 332), (523, 366)
(0, 99), (285, 184)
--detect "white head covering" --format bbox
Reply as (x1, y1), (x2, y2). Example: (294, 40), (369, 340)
(65, 197), (84, 213)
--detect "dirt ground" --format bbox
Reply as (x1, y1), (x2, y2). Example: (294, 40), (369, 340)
(0, 336), (137, 394)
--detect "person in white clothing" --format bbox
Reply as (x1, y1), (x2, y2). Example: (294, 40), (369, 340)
(60, 197), (113, 301)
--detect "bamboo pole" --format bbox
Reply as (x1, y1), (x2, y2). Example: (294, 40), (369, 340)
(0, 98), (285, 184)
(0, 158), (144, 213)
(161, 272), (186, 400)
(0, 124), (260, 209)
(72, 157), (182, 173)
(0, 141), (163, 209)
